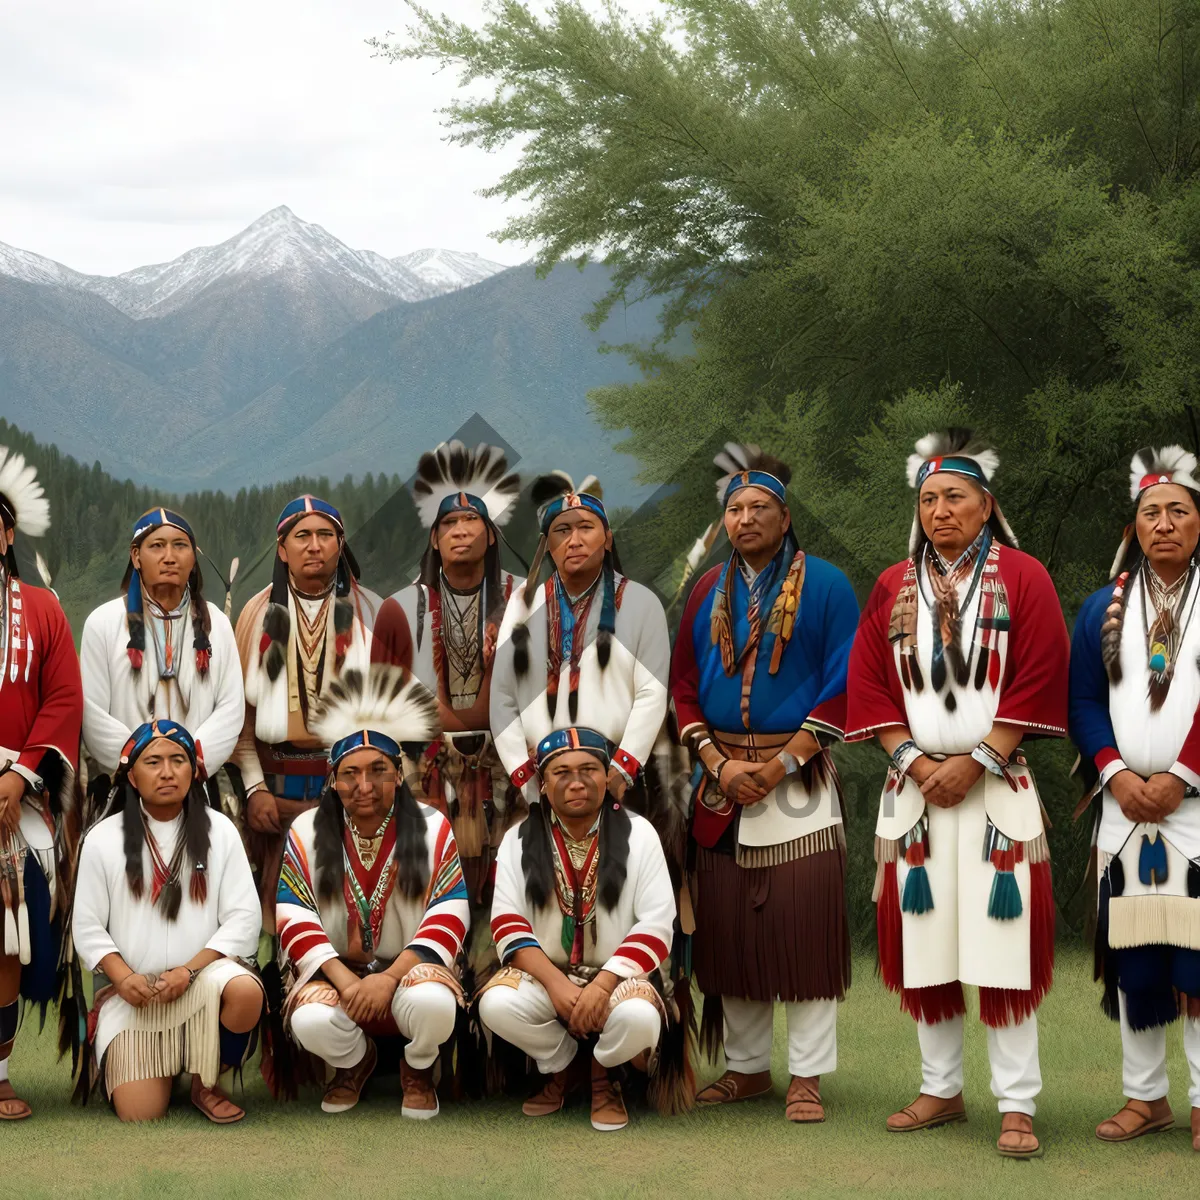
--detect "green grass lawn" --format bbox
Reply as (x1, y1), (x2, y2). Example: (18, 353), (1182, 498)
(3, 950), (1196, 1199)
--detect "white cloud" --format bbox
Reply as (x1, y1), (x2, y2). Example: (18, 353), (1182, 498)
(0, 0), (555, 272)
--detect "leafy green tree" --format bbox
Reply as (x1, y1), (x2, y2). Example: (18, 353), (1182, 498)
(386, 0), (1200, 936)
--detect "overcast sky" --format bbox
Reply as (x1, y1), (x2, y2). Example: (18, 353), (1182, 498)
(0, 0), (580, 275)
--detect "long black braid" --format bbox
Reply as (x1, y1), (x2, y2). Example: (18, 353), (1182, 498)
(314, 769), (431, 904)
(519, 793), (631, 913)
(114, 778), (212, 921)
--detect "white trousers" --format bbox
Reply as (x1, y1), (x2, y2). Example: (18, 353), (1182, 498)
(722, 996), (837, 1077)
(916, 1014), (1041, 1115)
(1118, 992), (1200, 1107)
(478, 978), (662, 1074)
(289, 981), (457, 1071)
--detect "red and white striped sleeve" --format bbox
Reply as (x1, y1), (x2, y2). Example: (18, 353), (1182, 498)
(276, 826), (339, 987)
(602, 817), (676, 979)
(489, 828), (541, 962)
(406, 814), (470, 967)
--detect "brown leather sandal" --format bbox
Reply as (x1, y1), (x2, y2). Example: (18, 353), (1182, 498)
(190, 1076), (245, 1125)
(886, 1092), (967, 1132)
(1095, 1097), (1174, 1143)
(695, 1070), (773, 1106)
(785, 1075), (824, 1123)
(997, 1111), (1042, 1158)
(0, 1080), (31, 1121)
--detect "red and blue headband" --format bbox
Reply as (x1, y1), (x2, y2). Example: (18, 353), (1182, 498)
(435, 491), (489, 526)
(538, 492), (608, 535)
(535, 727), (613, 772)
(276, 494), (344, 541)
(329, 729), (403, 770)
(119, 718), (199, 775)
(721, 469), (788, 507)
(914, 455), (991, 492)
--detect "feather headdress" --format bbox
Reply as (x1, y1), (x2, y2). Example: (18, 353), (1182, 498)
(412, 440), (521, 530)
(906, 429), (1000, 491)
(0, 446), (50, 538)
(311, 665), (441, 766)
(906, 429), (1017, 556)
(1127, 445), (1200, 501)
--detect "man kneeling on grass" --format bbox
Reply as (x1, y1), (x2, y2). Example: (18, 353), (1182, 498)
(480, 727), (689, 1132)
(72, 719), (264, 1122)
(274, 666), (468, 1117)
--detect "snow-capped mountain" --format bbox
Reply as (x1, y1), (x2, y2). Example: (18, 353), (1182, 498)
(0, 206), (511, 319)
(394, 247), (510, 293)
(0, 241), (90, 290)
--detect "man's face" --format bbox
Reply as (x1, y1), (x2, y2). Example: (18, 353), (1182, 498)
(547, 509), (610, 581)
(333, 747), (398, 824)
(279, 515), (341, 587)
(1136, 483), (1200, 572)
(131, 526), (195, 593)
(434, 510), (490, 568)
(542, 749), (607, 823)
(723, 487), (789, 558)
(918, 474), (992, 555)
(130, 738), (194, 809)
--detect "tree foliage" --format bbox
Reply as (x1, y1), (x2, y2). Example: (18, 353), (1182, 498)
(388, 0), (1200, 936)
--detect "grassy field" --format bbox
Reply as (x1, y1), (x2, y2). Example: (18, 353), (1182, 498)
(3, 951), (1196, 1199)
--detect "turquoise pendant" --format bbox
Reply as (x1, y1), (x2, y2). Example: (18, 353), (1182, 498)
(1149, 652), (1167, 672)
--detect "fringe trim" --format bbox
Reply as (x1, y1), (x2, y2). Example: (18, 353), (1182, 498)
(1023, 832), (1051, 865)
(1107, 895), (1200, 951)
(735, 823), (845, 869)
(873, 835), (899, 902)
(101, 971), (222, 1095)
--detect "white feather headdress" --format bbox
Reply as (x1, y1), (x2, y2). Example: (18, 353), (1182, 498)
(905, 430), (1016, 556)
(310, 665), (441, 751)
(905, 430), (1000, 491)
(1128, 445), (1200, 501)
(411, 440), (521, 530)
(0, 446), (50, 537)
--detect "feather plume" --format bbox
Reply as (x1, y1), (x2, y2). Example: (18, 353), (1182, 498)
(0, 446), (50, 537)
(412, 440), (521, 529)
(529, 471), (577, 511)
(712, 443), (792, 506)
(311, 665), (441, 749)
(34, 552), (52, 589)
(906, 429), (999, 490)
(1128, 445), (1200, 500)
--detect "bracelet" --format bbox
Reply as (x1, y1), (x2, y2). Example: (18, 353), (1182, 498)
(971, 741), (1009, 776)
(186, 967), (201, 988)
(890, 740), (922, 776)
(708, 755), (730, 785)
(776, 750), (801, 776)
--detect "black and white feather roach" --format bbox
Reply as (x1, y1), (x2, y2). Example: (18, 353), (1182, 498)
(412, 440), (521, 530)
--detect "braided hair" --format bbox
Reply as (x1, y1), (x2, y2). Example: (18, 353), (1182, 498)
(111, 777), (212, 921)
(313, 766), (430, 904)
(518, 793), (631, 913)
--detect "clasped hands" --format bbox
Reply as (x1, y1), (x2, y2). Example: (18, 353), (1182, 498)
(716, 733), (819, 806)
(115, 964), (193, 1008)
(1109, 769), (1185, 825)
(339, 973), (400, 1024)
(903, 753), (984, 809)
(547, 970), (617, 1038)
